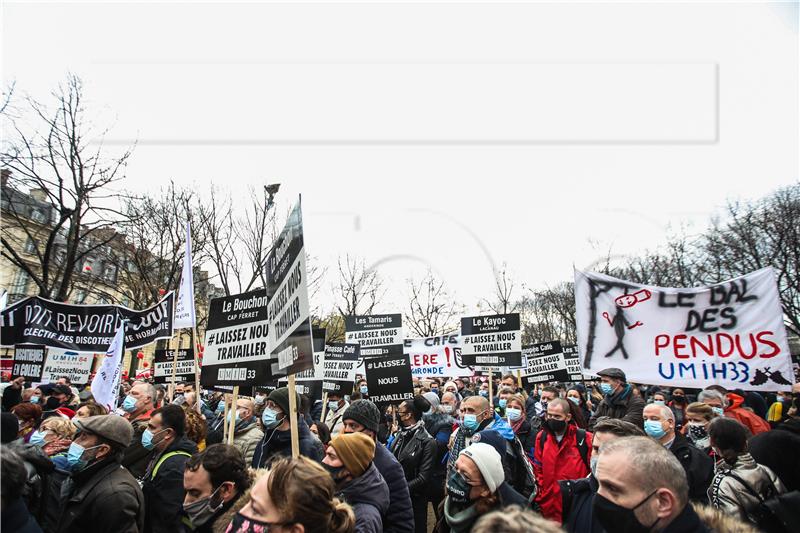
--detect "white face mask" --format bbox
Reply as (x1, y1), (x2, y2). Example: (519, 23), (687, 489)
(441, 405), (453, 414)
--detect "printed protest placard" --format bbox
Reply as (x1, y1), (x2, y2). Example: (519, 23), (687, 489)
(294, 328), (326, 400)
(41, 349), (93, 384)
(12, 344), (45, 381)
(522, 341), (568, 385)
(404, 334), (473, 378)
(267, 201), (313, 376)
(322, 343), (360, 396)
(562, 345), (583, 381)
(153, 348), (196, 384)
(201, 289), (271, 387)
(460, 314), (522, 366)
(345, 314), (403, 358)
(575, 267), (794, 391)
(364, 354), (414, 404)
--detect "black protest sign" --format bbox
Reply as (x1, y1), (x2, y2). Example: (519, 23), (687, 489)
(153, 348), (196, 384)
(0, 293), (175, 352)
(292, 328), (327, 401)
(322, 343), (360, 396)
(267, 201), (313, 376)
(562, 345), (583, 381)
(364, 354), (414, 404)
(345, 314), (404, 357)
(201, 289), (271, 387)
(522, 341), (569, 385)
(460, 314), (522, 366)
(12, 344), (46, 380)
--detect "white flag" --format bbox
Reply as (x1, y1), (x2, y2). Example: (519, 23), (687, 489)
(0, 290), (7, 311)
(173, 221), (196, 329)
(90, 323), (125, 411)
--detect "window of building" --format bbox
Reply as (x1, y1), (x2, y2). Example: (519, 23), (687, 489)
(30, 209), (46, 223)
(103, 265), (117, 282)
(24, 237), (37, 255)
(11, 270), (29, 294)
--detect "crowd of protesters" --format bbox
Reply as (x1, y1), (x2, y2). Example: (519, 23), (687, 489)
(1, 367), (798, 533)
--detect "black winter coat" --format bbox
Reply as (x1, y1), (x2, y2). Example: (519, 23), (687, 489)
(669, 432), (714, 503)
(748, 418), (800, 492)
(2, 498), (43, 533)
(390, 424), (437, 496)
(251, 417), (321, 468)
(588, 384), (645, 429)
(373, 442), (414, 533)
(53, 458), (144, 533)
(142, 436), (198, 533)
(560, 475), (604, 533)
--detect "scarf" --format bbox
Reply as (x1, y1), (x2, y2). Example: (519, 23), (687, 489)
(510, 416), (525, 435)
(447, 425), (474, 473)
(443, 497), (481, 533)
(391, 420), (424, 454)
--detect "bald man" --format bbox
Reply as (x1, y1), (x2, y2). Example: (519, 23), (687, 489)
(230, 397), (263, 464)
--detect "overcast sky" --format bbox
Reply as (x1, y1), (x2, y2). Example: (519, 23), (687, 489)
(3, 1), (798, 318)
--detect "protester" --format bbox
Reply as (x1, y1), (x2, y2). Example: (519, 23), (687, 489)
(121, 381), (158, 479)
(684, 402), (718, 454)
(749, 402), (800, 491)
(182, 405), (208, 452)
(472, 504), (564, 533)
(560, 419), (645, 533)
(423, 391), (456, 523)
(588, 368), (645, 429)
(50, 414), (145, 532)
(2, 447), (43, 533)
(12, 402), (42, 442)
(50, 384), (77, 409)
(310, 420), (332, 450)
(32, 416), (76, 461)
(447, 395), (515, 480)
(594, 436), (711, 532)
(73, 402), (108, 419)
(668, 388), (689, 430)
(341, 399), (414, 533)
(227, 397), (263, 464)
(324, 432), (389, 533)
(526, 385), (556, 430)
(500, 374), (522, 394)
(707, 417), (786, 523)
(142, 404), (198, 533)
(505, 393), (535, 462)
(252, 387), (322, 468)
(698, 388), (770, 435)
(567, 387), (592, 424)
(533, 398), (592, 522)
(441, 391), (459, 418)
(435, 442), (526, 533)
(643, 403), (713, 503)
(1, 376), (25, 411)
(182, 443), (252, 532)
(390, 396), (436, 533)
(325, 392), (349, 437)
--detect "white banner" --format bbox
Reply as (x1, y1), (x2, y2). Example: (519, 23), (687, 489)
(41, 349), (94, 385)
(575, 267), (794, 391)
(404, 334), (473, 378)
(174, 221), (196, 329)
(90, 324), (125, 410)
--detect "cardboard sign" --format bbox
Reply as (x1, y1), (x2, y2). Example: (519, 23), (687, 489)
(364, 354), (414, 404)
(460, 313), (522, 366)
(522, 341), (568, 385)
(41, 348), (93, 384)
(345, 314), (403, 357)
(322, 343), (360, 396)
(12, 344), (45, 381)
(404, 334), (473, 378)
(153, 348), (196, 384)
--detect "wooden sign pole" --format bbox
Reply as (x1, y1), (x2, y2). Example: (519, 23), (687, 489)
(226, 386), (239, 445)
(288, 374), (300, 458)
(320, 391), (329, 425)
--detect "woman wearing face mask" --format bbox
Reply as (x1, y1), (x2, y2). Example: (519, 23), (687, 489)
(566, 387), (592, 426)
(682, 402), (718, 455)
(11, 403), (42, 443)
(435, 442), (527, 533)
(30, 416), (76, 464)
(391, 396), (437, 533)
(226, 455), (356, 533)
(505, 394), (535, 464)
(668, 388), (688, 430)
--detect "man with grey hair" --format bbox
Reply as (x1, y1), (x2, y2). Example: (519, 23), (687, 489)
(643, 403), (713, 503)
(594, 436), (710, 532)
(699, 387), (770, 435)
(121, 381), (159, 478)
(697, 389), (727, 417)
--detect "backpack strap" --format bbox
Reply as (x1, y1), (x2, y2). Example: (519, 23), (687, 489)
(151, 450), (192, 481)
(726, 471), (773, 504)
(575, 429), (590, 471)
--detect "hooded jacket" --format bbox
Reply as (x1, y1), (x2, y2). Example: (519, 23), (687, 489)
(143, 435), (199, 533)
(724, 394), (770, 435)
(251, 416), (321, 468)
(337, 462), (391, 533)
(708, 452), (786, 524)
(231, 418), (264, 465)
(669, 432), (714, 503)
(588, 384), (645, 430)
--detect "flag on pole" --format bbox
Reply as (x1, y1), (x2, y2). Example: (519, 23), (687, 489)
(174, 221), (196, 329)
(90, 322), (126, 411)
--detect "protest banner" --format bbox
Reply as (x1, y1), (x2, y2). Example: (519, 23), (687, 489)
(41, 349), (93, 384)
(0, 292), (175, 351)
(562, 345), (584, 381)
(345, 314), (403, 358)
(201, 289), (271, 387)
(267, 200), (314, 377)
(460, 313), (522, 366)
(364, 353), (414, 404)
(90, 324), (126, 411)
(522, 341), (568, 385)
(154, 348), (196, 384)
(12, 344), (46, 381)
(322, 343), (360, 396)
(404, 334), (473, 378)
(174, 221), (197, 330)
(575, 267), (794, 391)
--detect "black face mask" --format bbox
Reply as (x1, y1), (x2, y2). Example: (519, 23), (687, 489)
(546, 419), (567, 434)
(323, 462), (346, 483)
(446, 471), (472, 504)
(593, 490), (659, 533)
(672, 396), (686, 404)
(226, 511), (288, 533)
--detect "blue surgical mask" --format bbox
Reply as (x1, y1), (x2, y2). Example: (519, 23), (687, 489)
(215, 402), (225, 414)
(462, 414), (479, 432)
(653, 400), (666, 406)
(261, 408), (282, 429)
(141, 428), (167, 450)
(568, 397), (580, 405)
(506, 407), (521, 421)
(479, 390), (489, 398)
(30, 430), (48, 447)
(600, 383), (614, 395)
(122, 395), (137, 413)
(328, 400), (340, 412)
(66, 442), (101, 471)
(644, 420), (667, 439)
(360, 386), (368, 395)
(711, 406), (724, 417)
(30, 396), (40, 404)
(498, 399), (507, 408)
(226, 410), (240, 424)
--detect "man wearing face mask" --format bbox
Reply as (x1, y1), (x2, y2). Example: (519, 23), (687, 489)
(121, 382), (158, 479)
(594, 436), (710, 533)
(533, 398), (592, 522)
(643, 403), (713, 503)
(251, 387), (322, 468)
(141, 404), (198, 533)
(588, 368), (645, 430)
(698, 387), (770, 435)
(182, 444), (252, 532)
(357, 379), (370, 399)
(324, 392), (349, 437)
(51, 414), (145, 532)
(229, 398), (263, 465)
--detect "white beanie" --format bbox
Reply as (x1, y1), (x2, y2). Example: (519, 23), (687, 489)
(459, 442), (504, 493)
